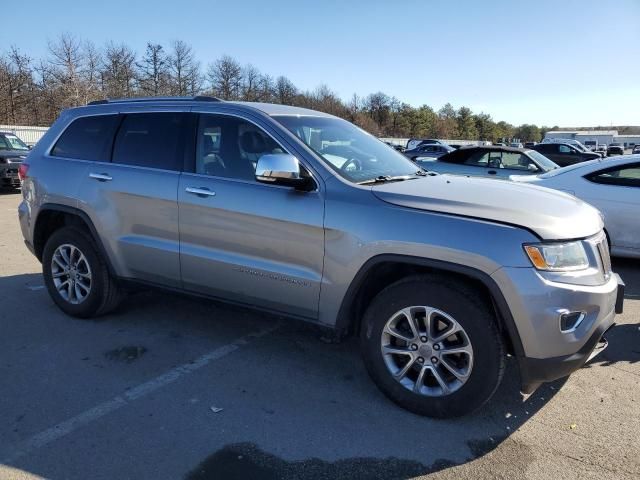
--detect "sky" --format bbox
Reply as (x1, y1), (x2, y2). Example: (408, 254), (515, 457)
(2, 0), (639, 127)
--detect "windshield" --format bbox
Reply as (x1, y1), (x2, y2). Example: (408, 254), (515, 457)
(526, 150), (559, 171)
(273, 115), (420, 183)
(0, 134), (29, 151)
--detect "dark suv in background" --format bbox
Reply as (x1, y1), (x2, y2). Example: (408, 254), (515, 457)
(531, 142), (601, 167)
(0, 131), (30, 189)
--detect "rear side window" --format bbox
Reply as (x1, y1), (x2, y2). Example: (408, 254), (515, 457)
(464, 152), (489, 167)
(587, 164), (640, 187)
(112, 113), (187, 170)
(51, 115), (120, 161)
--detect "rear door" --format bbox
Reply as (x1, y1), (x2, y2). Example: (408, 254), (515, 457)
(459, 150), (492, 177)
(178, 112), (325, 319)
(77, 109), (189, 287)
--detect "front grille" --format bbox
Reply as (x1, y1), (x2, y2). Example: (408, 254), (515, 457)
(596, 237), (612, 278)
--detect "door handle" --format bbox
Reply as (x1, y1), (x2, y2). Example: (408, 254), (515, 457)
(186, 187), (216, 197)
(89, 172), (112, 182)
(488, 170), (497, 175)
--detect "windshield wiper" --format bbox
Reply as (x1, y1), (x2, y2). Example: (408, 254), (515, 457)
(415, 169), (439, 176)
(358, 175), (418, 185)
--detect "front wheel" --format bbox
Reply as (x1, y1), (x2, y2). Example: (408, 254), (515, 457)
(360, 275), (505, 417)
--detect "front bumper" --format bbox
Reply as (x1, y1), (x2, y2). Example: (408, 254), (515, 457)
(492, 267), (623, 393)
(519, 314), (615, 393)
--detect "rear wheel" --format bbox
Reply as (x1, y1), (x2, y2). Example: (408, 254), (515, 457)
(42, 226), (123, 318)
(360, 275), (505, 417)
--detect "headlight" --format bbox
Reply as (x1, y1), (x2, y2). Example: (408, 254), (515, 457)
(524, 241), (589, 271)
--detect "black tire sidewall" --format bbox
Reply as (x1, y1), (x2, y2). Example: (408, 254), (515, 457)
(42, 227), (108, 318)
(360, 277), (505, 418)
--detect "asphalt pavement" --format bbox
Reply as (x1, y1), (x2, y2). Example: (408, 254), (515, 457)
(0, 190), (638, 480)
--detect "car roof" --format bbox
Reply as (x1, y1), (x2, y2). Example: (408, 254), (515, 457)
(76, 97), (335, 118)
(543, 154), (640, 176)
(227, 101), (334, 117)
(458, 145), (528, 153)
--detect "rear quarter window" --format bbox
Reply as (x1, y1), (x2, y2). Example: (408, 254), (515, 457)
(51, 115), (120, 161)
(112, 113), (187, 171)
(587, 164), (640, 187)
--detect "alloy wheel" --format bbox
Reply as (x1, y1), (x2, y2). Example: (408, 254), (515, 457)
(50, 243), (92, 305)
(380, 306), (474, 396)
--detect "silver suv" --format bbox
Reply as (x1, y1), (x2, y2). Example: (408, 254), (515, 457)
(18, 97), (624, 417)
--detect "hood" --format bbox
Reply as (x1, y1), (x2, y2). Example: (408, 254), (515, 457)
(371, 175), (602, 240)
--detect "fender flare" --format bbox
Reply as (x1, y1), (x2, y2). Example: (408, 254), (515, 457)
(35, 203), (117, 276)
(335, 254), (525, 358)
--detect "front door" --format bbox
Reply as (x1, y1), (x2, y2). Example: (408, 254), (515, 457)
(178, 113), (325, 319)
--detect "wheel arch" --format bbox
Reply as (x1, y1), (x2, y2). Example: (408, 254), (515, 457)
(33, 204), (116, 276)
(335, 254), (525, 358)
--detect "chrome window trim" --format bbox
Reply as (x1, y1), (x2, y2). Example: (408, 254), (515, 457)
(180, 170), (321, 193)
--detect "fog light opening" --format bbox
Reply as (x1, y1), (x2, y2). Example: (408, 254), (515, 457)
(559, 311), (586, 333)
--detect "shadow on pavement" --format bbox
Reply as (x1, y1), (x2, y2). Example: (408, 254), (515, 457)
(0, 188), (21, 196)
(613, 256), (640, 298)
(3, 267), (634, 479)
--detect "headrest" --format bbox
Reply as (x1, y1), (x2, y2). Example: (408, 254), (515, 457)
(240, 131), (267, 153)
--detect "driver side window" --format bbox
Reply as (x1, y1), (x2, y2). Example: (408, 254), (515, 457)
(559, 145), (572, 154)
(501, 152), (537, 171)
(196, 114), (286, 181)
(464, 152), (489, 167)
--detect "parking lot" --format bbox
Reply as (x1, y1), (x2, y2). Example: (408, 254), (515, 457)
(0, 190), (638, 480)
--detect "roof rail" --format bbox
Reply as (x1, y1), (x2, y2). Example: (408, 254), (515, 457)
(87, 96), (222, 106)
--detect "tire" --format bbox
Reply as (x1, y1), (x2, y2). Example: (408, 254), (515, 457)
(42, 226), (123, 318)
(360, 275), (505, 418)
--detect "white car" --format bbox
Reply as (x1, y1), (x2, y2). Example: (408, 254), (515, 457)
(511, 155), (640, 258)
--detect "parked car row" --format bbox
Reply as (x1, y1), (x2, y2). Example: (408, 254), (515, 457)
(530, 142), (601, 166)
(414, 146), (559, 178)
(404, 140), (639, 259)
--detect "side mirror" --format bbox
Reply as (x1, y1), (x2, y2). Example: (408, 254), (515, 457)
(527, 163), (539, 172)
(28, 145), (33, 150)
(255, 154), (312, 190)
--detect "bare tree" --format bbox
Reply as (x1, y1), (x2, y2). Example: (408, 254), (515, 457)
(257, 73), (275, 103)
(101, 42), (137, 98)
(0, 35), (537, 141)
(0, 47), (35, 124)
(207, 55), (243, 100)
(47, 33), (86, 108)
(82, 41), (102, 103)
(241, 64), (261, 101)
(168, 40), (200, 96)
(137, 43), (169, 96)
(274, 75), (297, 105)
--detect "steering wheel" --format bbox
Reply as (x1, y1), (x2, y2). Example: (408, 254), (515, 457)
(340, 157), (362, 172)
(203, 153), (226, 176)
